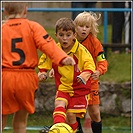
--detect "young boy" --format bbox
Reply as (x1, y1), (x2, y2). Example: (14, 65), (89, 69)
(2, 2), (75, 133)
(74, 11), (108, 133)
(38, 17), (95, 132)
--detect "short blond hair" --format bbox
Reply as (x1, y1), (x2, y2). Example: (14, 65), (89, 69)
(74, 11), (101, 37)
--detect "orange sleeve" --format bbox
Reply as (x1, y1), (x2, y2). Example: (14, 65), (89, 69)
(96, 60), (108, 75)
(30, 21), (67, 65)
(82, 35), (108, 75)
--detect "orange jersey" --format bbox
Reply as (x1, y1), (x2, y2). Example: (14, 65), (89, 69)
(2, 18), (68, 114)
(82, 34), (108, 74)
(81, 34), (108, 91)
(2, 18), (67, 69)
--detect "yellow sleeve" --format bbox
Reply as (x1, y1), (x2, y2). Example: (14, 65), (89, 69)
(81, 47), (96, 73)
(38, 53), (52, 70)
(77, 44), (96, 83)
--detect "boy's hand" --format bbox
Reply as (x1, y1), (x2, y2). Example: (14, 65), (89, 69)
(91, 70), (100, 80)
(49, 68), (54, 78)
(61, 56), (76, 65)
(38, 72), (47, 82)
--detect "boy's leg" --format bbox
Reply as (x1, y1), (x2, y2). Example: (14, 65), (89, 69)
(88, 88), (102, 133)
(88, 105), (102, 133)
(13, 109), (29, 133)
(2, 114), (8, 130)
(76, 117), (83, 133)
(66, 112), (78, 132)
(91, 121), (102, 133)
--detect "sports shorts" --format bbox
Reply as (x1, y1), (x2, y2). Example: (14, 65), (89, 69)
(2, 68), (38, 115)
(88, 80), (100, 105)
(55, 91), (89, 118)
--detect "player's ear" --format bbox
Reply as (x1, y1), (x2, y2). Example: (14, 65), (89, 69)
(55, 33), (57, 37)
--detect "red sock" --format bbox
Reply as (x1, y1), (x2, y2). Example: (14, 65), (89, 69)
(53, 106), (66, 124)
(68, 121), (78, 131)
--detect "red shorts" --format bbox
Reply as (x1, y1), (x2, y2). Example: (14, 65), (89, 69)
(2, 69), (38, 115)
(56, 91), (89, 118)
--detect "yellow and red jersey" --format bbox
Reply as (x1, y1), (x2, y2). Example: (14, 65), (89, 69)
(2, 18), (67, 69)
(81, 34), (108, 90)
(38, 39), (95, 97)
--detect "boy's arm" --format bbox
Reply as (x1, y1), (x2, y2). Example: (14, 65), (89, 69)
(32, 22), (75, 66)
(38, 53), (52, 81)
(96, 52), (108, 75)
(91, 52), (108, 80)
(77, 46), (96, 84)
(92, 37), (108, 76)
(97, 60), (108, 75)
(77, 70), (93, 84)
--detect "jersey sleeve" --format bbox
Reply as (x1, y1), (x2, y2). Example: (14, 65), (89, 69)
(93, 37), (104, 56)
(96, 60), (108, 75)
(30, 21), (67, 65)
(80, 44), (96, 73)
(38, 53), (52, 72)
(93, 37), (108, 75)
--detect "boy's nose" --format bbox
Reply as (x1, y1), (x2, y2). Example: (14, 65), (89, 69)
(63, 36), (67, 39)
(83, 26), (86, 30)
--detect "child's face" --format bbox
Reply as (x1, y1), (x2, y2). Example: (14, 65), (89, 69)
(56, 28), (76, 52)
(76, 25), (91, 41)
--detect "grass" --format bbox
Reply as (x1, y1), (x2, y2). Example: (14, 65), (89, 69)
(3, 129), (131, 133)
(3, 112), (131, 133)
(100, 50), (131, 82)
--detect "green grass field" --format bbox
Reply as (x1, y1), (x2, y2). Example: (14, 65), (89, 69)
(3, 128), (131, 133)
(3, 112), (131, 133)
(100, 50), (131, 82)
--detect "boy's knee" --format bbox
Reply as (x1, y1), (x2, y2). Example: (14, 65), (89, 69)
(67, 112), (74, 117)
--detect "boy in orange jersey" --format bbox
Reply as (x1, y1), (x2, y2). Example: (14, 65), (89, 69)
(73, 11), (108, 133)
(2, 2), (75, 133)
(38, 17), (95, 133)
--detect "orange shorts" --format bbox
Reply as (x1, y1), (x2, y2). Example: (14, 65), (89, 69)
(2, 69), (38, 115)
(56, 91), (89, 118)
(88, 89), (100, 105)
(88, 80), (100, 105)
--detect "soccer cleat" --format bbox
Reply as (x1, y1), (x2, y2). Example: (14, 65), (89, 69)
(39, 126), (51, 133)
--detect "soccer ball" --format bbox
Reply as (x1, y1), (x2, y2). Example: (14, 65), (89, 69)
(48, 123), (74, 133)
